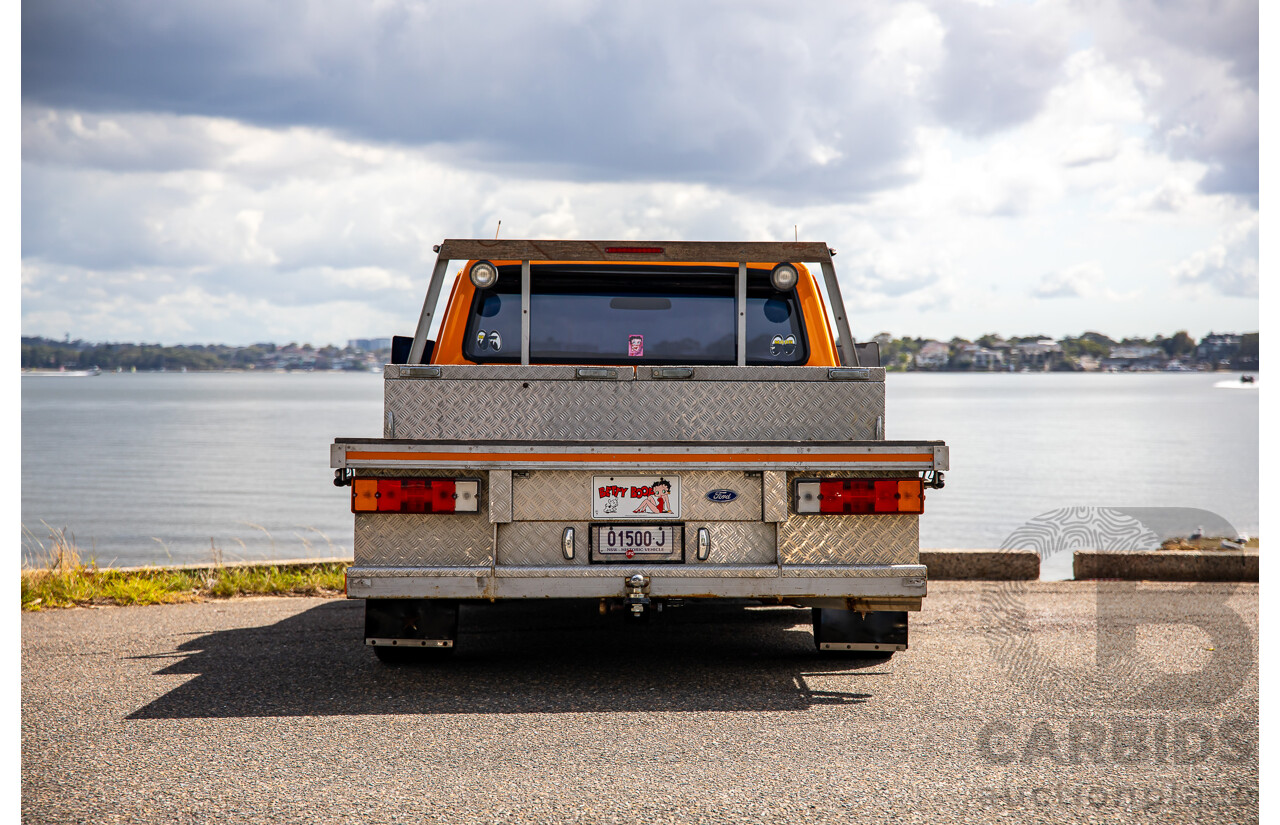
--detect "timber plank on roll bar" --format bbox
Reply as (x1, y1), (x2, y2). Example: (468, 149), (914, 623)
(331, 240), (948, 663)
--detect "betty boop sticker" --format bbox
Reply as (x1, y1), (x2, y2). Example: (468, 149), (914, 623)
(632, 478), (672, 514)
(593, 475), (681, 518)
(628, 334), (644, 357)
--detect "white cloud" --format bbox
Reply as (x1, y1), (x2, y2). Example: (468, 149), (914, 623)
(1080, 0), (1258, 201)
(1033, 262), (1136, 301)
(1172, 217), (1258, 298)
(927, 0), (1071, 135)
(19, 0), (1258, 345)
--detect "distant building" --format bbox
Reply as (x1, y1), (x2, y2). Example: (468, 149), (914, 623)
(1076, 354), (1101, 372)
(1108, 345), (1164, 360)
(1196, 333), (1241, 364)
(970, 347), (1005, 371)
(1103, 345), (1166, 371)
(348, 338), (392, 352)
(1011, 339), (1064, 371)
(914, 341), (951, 370)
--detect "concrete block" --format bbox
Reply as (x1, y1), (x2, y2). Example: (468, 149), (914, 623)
(920, 549), (1040, 580)
(1073, 549), (1258, 582)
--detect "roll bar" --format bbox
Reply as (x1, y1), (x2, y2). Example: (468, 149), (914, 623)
(408, 240), (860, 367)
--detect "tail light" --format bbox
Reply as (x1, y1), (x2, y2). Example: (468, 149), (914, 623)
(351, 478), (480, 513)
(793, 478), (924, 515)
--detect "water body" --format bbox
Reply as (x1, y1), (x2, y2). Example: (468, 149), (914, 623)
(22, 371), (1258, 575)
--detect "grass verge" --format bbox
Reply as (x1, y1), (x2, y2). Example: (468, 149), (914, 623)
(21, 529), (346, 611)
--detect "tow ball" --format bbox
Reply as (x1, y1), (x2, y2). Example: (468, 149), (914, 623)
(624, 574), (651, 617)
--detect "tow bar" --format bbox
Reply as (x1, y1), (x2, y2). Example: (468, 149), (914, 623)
(624, 574), (651, 617)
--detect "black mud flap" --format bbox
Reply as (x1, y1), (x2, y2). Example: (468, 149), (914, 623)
(812, 608), (907, 653)
(365, 599), (459, 650)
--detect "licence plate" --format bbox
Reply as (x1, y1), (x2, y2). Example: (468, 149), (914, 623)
(591, 524), (683, 563)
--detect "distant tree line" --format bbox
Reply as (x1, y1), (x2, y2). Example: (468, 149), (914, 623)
(22, 331), (1256, 372)
(874, 330), (1257, 372)
(20, 338), (384, 371)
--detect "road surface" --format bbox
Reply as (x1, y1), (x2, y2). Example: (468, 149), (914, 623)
(22, 581), (1258, 823)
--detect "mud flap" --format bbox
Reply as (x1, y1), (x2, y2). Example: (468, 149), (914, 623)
(365, 599), (459, 649)
(812, 608), (907, 653)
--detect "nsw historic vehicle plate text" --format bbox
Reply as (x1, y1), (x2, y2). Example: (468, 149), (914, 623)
(590, 524), (683, 563)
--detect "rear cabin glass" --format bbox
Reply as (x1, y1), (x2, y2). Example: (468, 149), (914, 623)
(463, 265), (809, 365)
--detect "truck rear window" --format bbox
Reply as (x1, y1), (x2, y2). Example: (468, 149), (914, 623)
(463, 265), (809, 365)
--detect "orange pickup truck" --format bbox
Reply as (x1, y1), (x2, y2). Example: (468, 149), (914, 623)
(331, 240), (947, 662)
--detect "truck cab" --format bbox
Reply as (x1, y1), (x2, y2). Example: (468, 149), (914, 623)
(331, 240), (947, 662)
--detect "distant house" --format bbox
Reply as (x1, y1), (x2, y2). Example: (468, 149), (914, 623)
(1012, 339), (1064, 371)
(1076, 354), (1101, 372)
(914, 340), (951, 370)
(970, 347), (1005, 371)
(1103, 345), (1166, 371)
(1196, 333), (1241, 364)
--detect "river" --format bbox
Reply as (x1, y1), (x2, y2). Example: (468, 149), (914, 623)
(21, 371), (1258, 576)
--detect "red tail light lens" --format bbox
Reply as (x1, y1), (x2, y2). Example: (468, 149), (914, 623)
(794, 479), (924, 514)
(351, 478), (480, 513)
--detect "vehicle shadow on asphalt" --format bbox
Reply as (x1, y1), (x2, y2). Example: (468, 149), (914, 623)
(128, 601), (891, 719)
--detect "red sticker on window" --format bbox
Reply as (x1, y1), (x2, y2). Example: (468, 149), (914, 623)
(628, 334), (644, 357)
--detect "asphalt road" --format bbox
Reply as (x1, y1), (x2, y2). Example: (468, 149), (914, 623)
(22, 582), (1258, 824)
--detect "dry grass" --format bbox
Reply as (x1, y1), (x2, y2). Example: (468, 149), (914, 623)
(21, 525), (346, 611)
(1159, 536), (1260, 551)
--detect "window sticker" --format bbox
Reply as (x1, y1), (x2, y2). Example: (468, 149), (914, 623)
(770, 334), (797, 357)
(628, 334), (644, 357)
(475, 329), (502, 351)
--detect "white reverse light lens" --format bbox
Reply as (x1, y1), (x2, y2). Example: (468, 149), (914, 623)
(470, 261), (498, 289)
(771, 263), (799, 291)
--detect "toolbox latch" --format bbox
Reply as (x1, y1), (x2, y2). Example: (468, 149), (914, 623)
(397, 365), (442, 379)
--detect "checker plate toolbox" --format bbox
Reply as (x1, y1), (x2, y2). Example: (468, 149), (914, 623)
(332, 240), (947, 655)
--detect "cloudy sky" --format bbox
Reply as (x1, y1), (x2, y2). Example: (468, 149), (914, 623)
(20, 0), (1259, 346)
